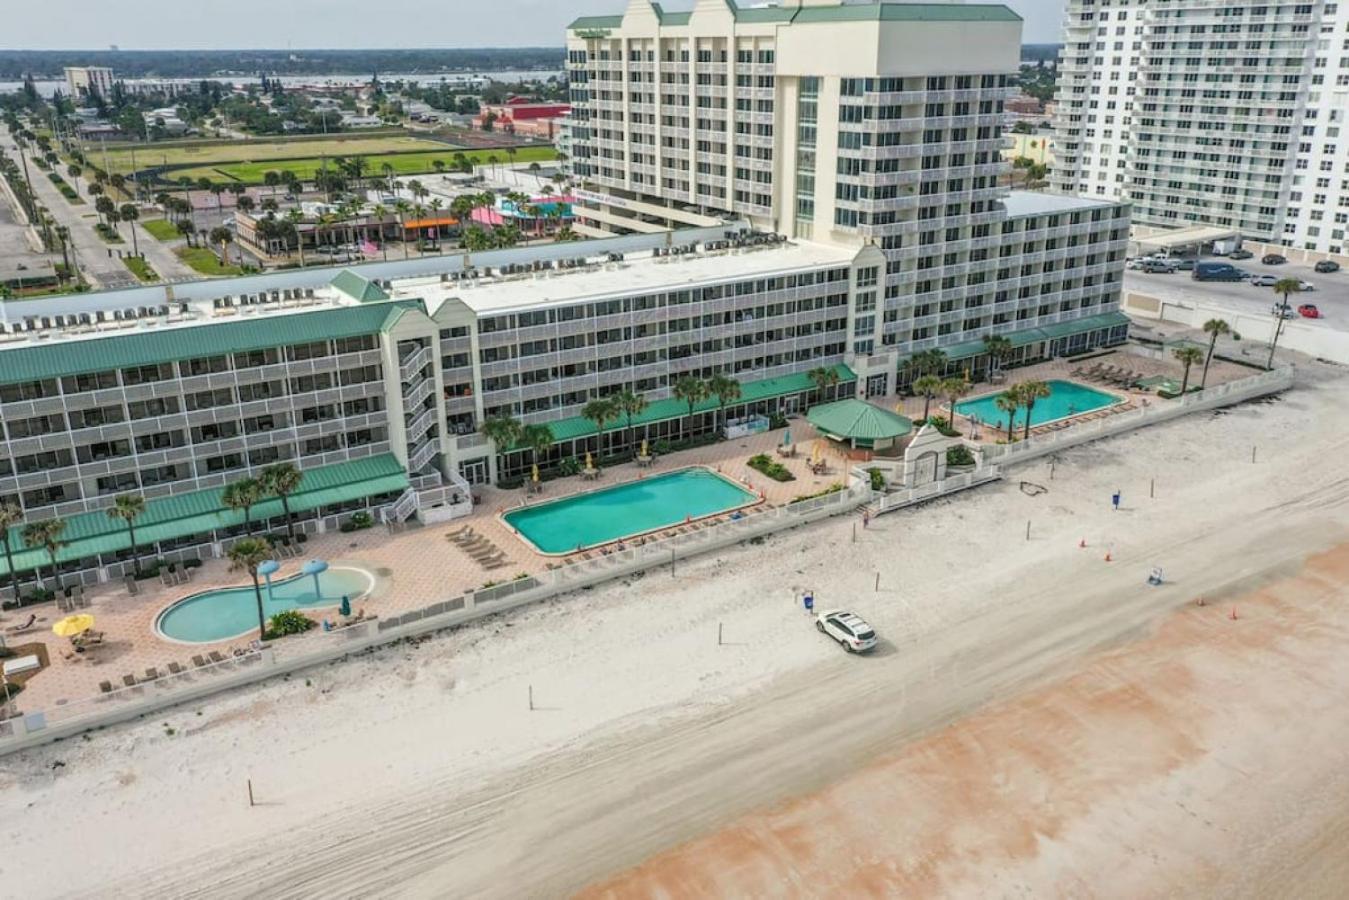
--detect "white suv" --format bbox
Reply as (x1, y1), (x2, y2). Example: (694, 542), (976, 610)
(815, 610), (878, 653)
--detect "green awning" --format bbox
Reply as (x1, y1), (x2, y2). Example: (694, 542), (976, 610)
(1039, 311), (1131, 340)
(937, 324), (1048, 361)
(531, 364), (856, 445)
(1009, 327), (1049, 347)
(807, 399), (913, 443)
(0, 454), (409, 577)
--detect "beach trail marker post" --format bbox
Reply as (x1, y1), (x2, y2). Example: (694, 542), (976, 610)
(1112, 490), (1121, 512)
(803, 591), (814, 615)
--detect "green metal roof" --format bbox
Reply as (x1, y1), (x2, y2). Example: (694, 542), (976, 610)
(794, 2), (1021, 23)
(331, 269), (390, 303)
(1038, 310), (1131, 339)
(569, 14), (624, 29)
(807, 398), (913, 443)
(531, 364), (856, 445)
(0, 455), (409, 577)
(0, 301), (422, 385)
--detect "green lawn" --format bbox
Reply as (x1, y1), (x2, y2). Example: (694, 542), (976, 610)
(141, 218), (181, 241)
(123, 256), (160, 282)
(103, 134), (446, 175)
(171, 146), (558, 185)
(175, 246), (244, 276)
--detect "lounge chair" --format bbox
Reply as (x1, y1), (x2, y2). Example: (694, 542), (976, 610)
(192, 655), (209, 668)
(5, 613), (37, 634)
(168, 661), (185, 675)
(209, 651), (228, 664)
(160, 569), (175, 587)
(122, 674), (137, 687)
(99, 680), (114, 694)
(143, 667), (161, 681)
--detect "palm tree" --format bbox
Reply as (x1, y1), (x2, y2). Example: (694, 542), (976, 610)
(209, 225), (234, 267)
(520, 423), (554, 475)
(222, 478), (263, 534)
(106, 493), (147, 576)
(1269, 278), (1301, 368)
(982, 334), (1013, 376)
(119, 203), (141, 257)
(393, 200), (412, 258)
(260, 463), (303, 542)
(673, 376), (709, 441)
(264, 169), (281, 199)
(582, 396), (621, 459)
(1199, 318), (1239, 390)
(480, 415), (524, 477)
(1173, 346), (1205, 395)
(941, 376), (971, 424)
(380, 162), (396, 193)
(66, 163), (82, 195)
(0, 502), (24, 605)
(286, 208), (307, 266)
(995, 388), (1021, 442)
(227, 537), (273, 642)
(707, 373), (742, 436)
(613, 389), (648, 450)
(1015, 380), (1051, 440)
(908, 348), (948, 379)
(21, 518), (66, 591)
(370, 204), (389, 260)
(913, 374), (943, 421)
(807, 365), (840, 404)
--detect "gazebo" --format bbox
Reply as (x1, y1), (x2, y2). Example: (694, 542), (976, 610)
(806, 398), (914, 451)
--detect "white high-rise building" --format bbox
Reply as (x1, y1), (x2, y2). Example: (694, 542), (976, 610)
(1050, 0), (1349, 254)
(568, 0), (1132, 393)
(64, 66), (116, 101)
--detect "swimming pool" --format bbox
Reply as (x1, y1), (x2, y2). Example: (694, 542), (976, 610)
(953, 379), (1122, 431)
(504, 467), (758, 555)
(155, 566), (374, 644)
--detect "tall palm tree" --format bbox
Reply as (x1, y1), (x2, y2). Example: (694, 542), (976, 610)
(807, 366), (840, 404)
(912, 374), (943, 421)
(1173, 346), (1205, 395)
(1269, 278), (1301, 369)
(941, 376), (971, 424)
(21, 518), (66, 591)
(673, 376), (709, 441)
(264, 169), (281, 199)
(520, 423), (554, 476)
(613, 389), (648, 450)
(480, 415), (524, 478)
(370, 204), (389, 260)
(994, 389), (1021, 442)
(982, 334), (1013, 376)
(222, 478), (263, 534)
(119, 203), (141, 257)
(228, 537), (273, 642)
(707, 373), (742, 437)
(1015, 380), (1051, 440)
(0, 502), (24, 605)
(582, 396), (620, 459)
(209, 226), (234, 267)
(909, 348), (948, 379)
(66, 163), (82, 195)
(393, 200), (412, 258)
(106, 493), (147, 576)
(1199, 318), (1238, 389)
(285, 208), (307, 266)
(260, 463), (303, 542)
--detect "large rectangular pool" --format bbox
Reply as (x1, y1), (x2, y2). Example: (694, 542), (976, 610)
(953, 379), (1122, 431)
(504, 467), (758, 554)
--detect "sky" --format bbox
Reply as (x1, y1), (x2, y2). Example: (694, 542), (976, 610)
(2, 0), (1068, 51)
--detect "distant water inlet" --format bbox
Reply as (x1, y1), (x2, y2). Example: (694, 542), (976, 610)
(504, 468), (760, 555)
(953, 379), (1122, 431)
(155, 566), (375, 644)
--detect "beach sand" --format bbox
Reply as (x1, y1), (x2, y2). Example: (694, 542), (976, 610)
(2, 364), (1347, 899)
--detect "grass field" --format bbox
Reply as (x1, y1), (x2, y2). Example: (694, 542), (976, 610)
(123, 256), (160, 282)
(140, 218), (181, 241)
(175, 246), (244, 276)
(170, 145), (558, 185)
(103, 135), (447, 174)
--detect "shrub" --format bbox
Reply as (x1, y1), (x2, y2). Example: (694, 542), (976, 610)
(747, 453), (795, 482)
(340, 510), (375, 532)
(558, 456), (581, 476)
(496, 476), (525, 490)
(924, 416), (961, 438)
(769, 412), (788, 430)
(790, 483), (844, 503)
(263, 609), (315, 640)
(868, 467), (886, 491)
(946, 445), (976, 467)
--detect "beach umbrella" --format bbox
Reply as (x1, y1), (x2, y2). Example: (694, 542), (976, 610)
(52, 613), (95, 638)
(640, 438), (648, 457)
(301, 559), (329, 601)
(258, 559), (281, 604)
(339, 595), (351, 617)
(782, 430), (792, 446)
(585, 451), (593, 470)
(532, 463), (540, 483)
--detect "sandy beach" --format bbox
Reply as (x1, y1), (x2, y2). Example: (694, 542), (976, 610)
(2, 363), (1347, 899)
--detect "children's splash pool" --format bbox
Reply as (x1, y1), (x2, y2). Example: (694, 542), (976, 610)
(504, 468), (757, 555)
(953, 379), (1122, 431)
(155, 567), (373, 643)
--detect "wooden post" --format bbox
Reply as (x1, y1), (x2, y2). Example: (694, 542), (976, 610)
(852, 521), (857, 543)
(1150, 478), (1155, 499)
(1050, 461), (1055, 480)
(1026, 519), (1031, 541)
(529, 685), (534, 711)
(1252, 445), (1257, 464)
(874, 571), (880, 592)
(670, 547), (676, 577)
(247, 779), (254, 807)
(718, 622), (723, 646)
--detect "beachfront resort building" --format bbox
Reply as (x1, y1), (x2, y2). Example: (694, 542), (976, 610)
(64, 66), (116, 101)
(1049, 0), (1349, 253)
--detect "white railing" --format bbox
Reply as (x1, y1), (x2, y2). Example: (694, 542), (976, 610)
(408, 439), (438, 473)
(405, 405), (438, 445)
(871, 467), (1003, 515)
(403, 376), (436, 411)
(982, 366), (1295, 467)
(399, 345), (433, 382)
(381, 488), (419, 525)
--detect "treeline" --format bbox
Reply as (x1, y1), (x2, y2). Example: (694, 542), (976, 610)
(0, 48), (564, 80)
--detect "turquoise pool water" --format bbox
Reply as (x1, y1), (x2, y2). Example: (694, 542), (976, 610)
(156, 567), (373, 643)
(953, 379), (1121, 430)
(504, 468), (757, 554)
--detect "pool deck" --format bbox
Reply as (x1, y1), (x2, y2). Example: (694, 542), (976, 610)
(3, 348), (1255, 713)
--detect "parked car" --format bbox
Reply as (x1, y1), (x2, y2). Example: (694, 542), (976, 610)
(1250, 274), (1279, 287)
(1298, 303), (1321, 318)
(1272, 303), (1296, 319)
(815, 610), (878, 653)
(1174, 259), (1196, 271)
(1141, 260), (1175, 273)
(1314, 259), (1340, 273)
(1262, 253), (1287, 265)
(1193, 262), (1246, 282)
(1298, 280), (1316, 291)
(1229, 248), (1254, 260)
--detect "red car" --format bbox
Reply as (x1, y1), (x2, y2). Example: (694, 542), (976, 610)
(1298, 303), (1321, 318)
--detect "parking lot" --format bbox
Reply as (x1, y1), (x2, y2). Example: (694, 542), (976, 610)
(1124, 253), (1349, 334)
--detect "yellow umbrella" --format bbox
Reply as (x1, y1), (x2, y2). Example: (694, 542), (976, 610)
(812, 440), (823, 463)
(532, 463), (540, 483)
(640, 438), (648, 457)
(52, 613), (95, 638)
(585, 451), (593, 469)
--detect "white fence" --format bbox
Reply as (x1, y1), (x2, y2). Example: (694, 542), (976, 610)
(981, 365), (1295, 467)
(871, 467), (1004, 515)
